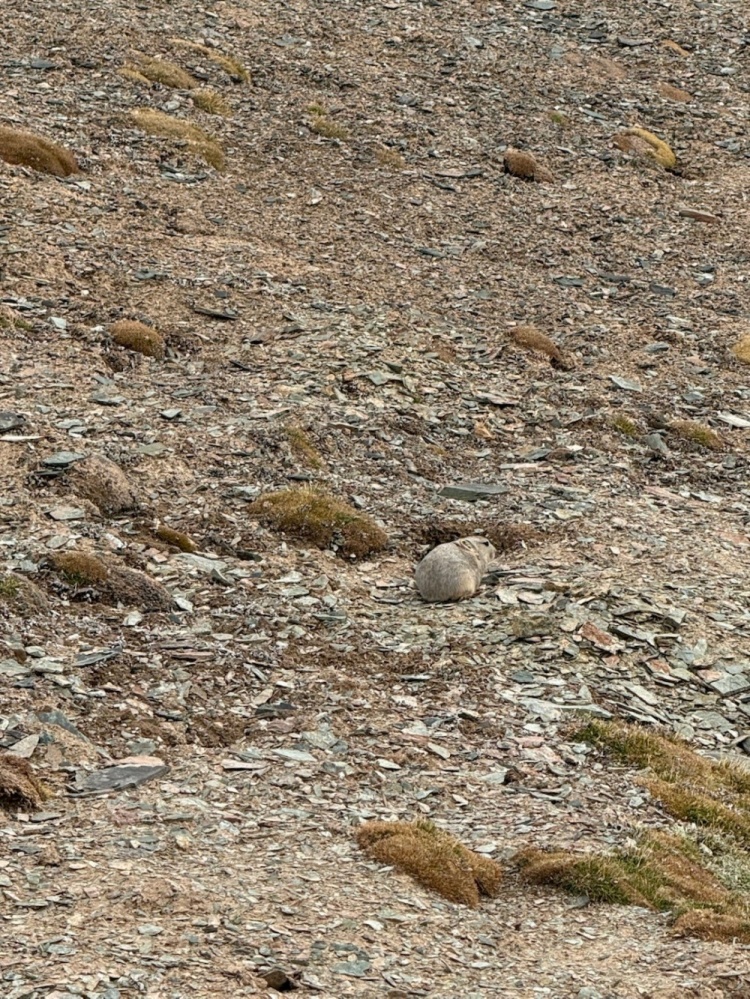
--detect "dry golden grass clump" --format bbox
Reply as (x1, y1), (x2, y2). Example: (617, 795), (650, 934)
(128, 56), (198, 89)
(110, 319), (166, 360)
(357, 820), (502, 907)
(613, 127), (676, 170)
(0, 126), (79, 177)
(515, 720), (750, 940)
(50, 550), (172, 611)
(669, 419), (724, 451)
(509, 325), (572, 369)
(249, 487), (388, 558)
(503, 148), (553, 183)
(155, 525), (197, 552)
(66, 455), (139, 515)
(170, 38), (250, 82)
(731, 335), (750, 364)
(118, 67), (152, 85)
(129, 108), (226, 171)
(191, 89), (232, 116)
(310, 116), (350, 140)
(611, 413), (641, 437)
(0, 573), (49, 615)
(674, 910), (750, 943)
(657, 83), (692, 102)
(0, 754), (50, 811)
(284, 423), (324, 470)
(376, 146), (406, 170)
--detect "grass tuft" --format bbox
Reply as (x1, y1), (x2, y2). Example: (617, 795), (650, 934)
(310, 116), (350, 140)
(128, 56), (198, 90)
(118, 67), (152, 86)
(376, 146), (406, 170)
(611, 413), (641, 437)
(284, 423), (324, 470)
(521, 720), (750, 942)
(191, 88), (231, 116)
(130, 108), (225, 171)
(249, 486), (387, 558)
(0, 126), (79, 177)
(51, 550), (172, 610)
(155, 525), (197, 552)
(419, 520), (544, 553)
(0, 573), (49, 615)
(503, 148), (553, 183)
(732, 336), (750, 365)
(657, 83), (692, 103)
(170, 39), (249, 82)
(673, 909), (750, 943)
(670, 419), (724, 451)
(510, 325), (571, 368)
(0, 754), (50, 811)
(357, 820), (502, 907)
(0, 575), (21, 599)
(110, 320), (165, 360)
(614, 127), (676, 169)
(66, 454), (139, 515)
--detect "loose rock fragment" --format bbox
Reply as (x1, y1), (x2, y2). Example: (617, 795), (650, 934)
(110, 319), (165, 359)
(0, 127), (79, 177)
(503, 148), (553, 182)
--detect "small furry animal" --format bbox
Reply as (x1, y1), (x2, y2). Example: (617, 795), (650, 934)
(415, 536), (496, 603)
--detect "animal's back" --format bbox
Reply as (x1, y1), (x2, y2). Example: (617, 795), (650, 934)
(415, 542), (483, 602)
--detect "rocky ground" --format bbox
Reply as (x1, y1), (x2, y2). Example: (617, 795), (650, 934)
(2, 0), (750, 996)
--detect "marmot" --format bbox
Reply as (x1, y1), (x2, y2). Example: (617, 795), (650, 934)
(415, 536), (496, 603)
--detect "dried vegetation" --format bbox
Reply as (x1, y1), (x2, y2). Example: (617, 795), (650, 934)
(503, 148), (553, 182)
(169, 38), (250, 82)
(357, 820), (502, 907)
(249, 487), (388, 558)
(0, 754), (50, 811)
(613, 126), (677, 169)
(516, 721), (750, 942)
(65, 455), (139, 515)
(50, 551), (172, 610)
(154, 525), (198, 552)
(0, 126), (78, 177)
(129, 109), (225, 171)
(509, 325), (572, 369)
(110, 320), (165, 360)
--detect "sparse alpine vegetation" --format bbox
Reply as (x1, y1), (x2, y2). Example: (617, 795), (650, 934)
(357, 820), (502, 907)
(0, 126), (79, 177)
(170, 38), (250, 82)
(129, 109), (226, 171)
(515, 720), (750, 942)
(249, 486), (387, 558)
(110, 319), (166, 360)
(613, 126), (677, 170)
(50, 550), (172, 610)
(503, 148), (553, 182)
(0, 754), (50, 811)
(509, 325), (572, 369)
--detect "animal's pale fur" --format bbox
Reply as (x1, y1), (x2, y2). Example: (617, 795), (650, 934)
(415, 536), (496, 603)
